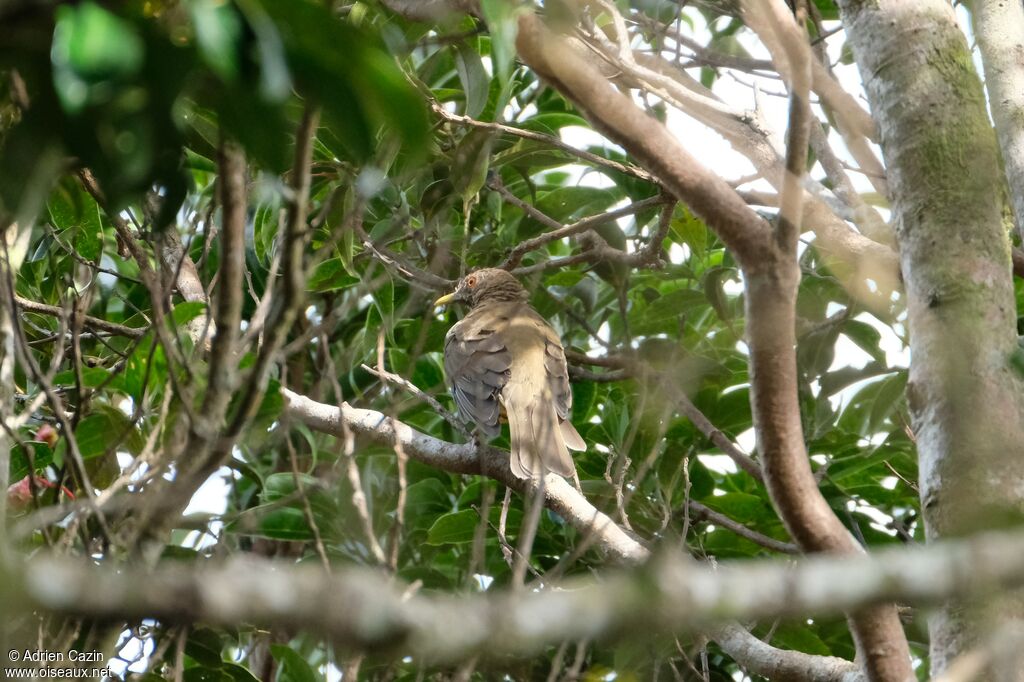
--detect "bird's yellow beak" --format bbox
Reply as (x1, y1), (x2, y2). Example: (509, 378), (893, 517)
(434, 292), (456, 308)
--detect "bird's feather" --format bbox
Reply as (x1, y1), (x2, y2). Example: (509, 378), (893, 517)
(443, 299), (583, 479)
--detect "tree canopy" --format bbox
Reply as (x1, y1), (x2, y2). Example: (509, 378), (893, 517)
(2, 1), (1023, 681)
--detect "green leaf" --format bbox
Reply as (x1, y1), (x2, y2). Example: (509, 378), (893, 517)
(47, 181), (103, 261)
(262, 472), (320, 502)
(52, 2), (144, 111)
(842, 319), (886, 365)
(74, 406), (143, 459)
(700, 66), (716, 89)
(228, 505), (314, 541)
(172, 301), (208, 327)
(221, 663), (261, 682)
(9, 442), (55, 482)
(451, 128), (495, 202)
(867, 372), (908, 432)
(670, 205), (706, 254)
(122, 335), (167, 403)
(189, 0), (244, 82)
(270, 646), (318, 682)
(185, 628), (225, 666)
(453, 42), (489, 119)
(426, 509), (480, 545)
(480, 0), (520, 85)
(571, 380), (597, 423)
(837, 371), (907, 435)
(1011, 346), (1024, 377)
(813, 0), (840, 21)
(630, 289), (705, 336)
(688, 457), (716, 500)
(256, 0), (428, 160)
(307, 258), (360, 292)
(520, 113), (590, 135)
(702, 492), (772, 524)
(766, 622), (833, 656)
(405, 478), (452, 520)
(798, 324), (841, 379)
(184, 669), (232, 682)
(52, 367), (114, 390)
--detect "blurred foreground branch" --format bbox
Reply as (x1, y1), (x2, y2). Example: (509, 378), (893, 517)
(8, 526), (1024, 667)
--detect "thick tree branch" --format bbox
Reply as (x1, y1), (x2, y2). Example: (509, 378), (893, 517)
(581, 14), (900, 305)
(11, 526), (1024, 669)
(709, 623), (863, 682)
(280, 388), (647, 563)
(972, 0), (1024, 242)
(743, 113), (912, 682)
(512, 13), (911, 676)
(281, 388), (861, 676)
(840, 1), (1024, 674)
(514, 14), (774, 272)
(518, 21), (903, 674)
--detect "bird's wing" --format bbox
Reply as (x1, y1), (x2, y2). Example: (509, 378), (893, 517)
(535, 313), (586, 452)
(443, 310), (512, 438)
(538, 321), (573, 422)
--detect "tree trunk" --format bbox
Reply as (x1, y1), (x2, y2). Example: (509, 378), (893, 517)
(971, 0), (1024, 242)
(838, 0), (1024, 674)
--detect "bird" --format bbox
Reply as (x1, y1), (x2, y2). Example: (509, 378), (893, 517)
(435, 268), (586, 479)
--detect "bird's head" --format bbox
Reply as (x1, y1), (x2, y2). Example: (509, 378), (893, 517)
(434, 268), (528, 308)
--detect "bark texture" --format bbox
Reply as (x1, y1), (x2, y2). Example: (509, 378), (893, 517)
(516, 14), (913, 681)
(838, 0), (1024, 673)
(972, 0), (1024, 241)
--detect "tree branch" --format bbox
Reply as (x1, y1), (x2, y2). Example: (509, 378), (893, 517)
(194, 139), (246, 437)
(709, 623), (863, 682)
(14, 295), (146, 339)
(494, 184), (670, 270)
(689, 500), (797, 554)
(432, 103), (657, 185)
(839, 0), (1024, 674)
(514, 13), (774, 272)
(280, 388), (647, 563)
(12, 525), (1024, 670)
(972, 0), (1024, 242)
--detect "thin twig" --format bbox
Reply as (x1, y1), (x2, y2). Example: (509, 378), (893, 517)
(288, 434), (331, 572)
(497, 191), (671, 270)
(360, 363), (469, 439)
(432, 103), (658, 185)
(688, 500), (798, 554)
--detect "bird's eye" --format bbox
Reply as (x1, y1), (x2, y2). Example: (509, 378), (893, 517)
(466, 275), (478, 288)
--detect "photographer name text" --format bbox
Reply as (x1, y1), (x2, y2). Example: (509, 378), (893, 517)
(8, 650), (104, 663)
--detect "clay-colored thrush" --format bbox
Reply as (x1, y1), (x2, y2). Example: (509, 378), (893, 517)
(435, 269), (586, 479)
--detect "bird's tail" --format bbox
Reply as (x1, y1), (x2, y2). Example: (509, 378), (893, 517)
(506, 388), (576, 480)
